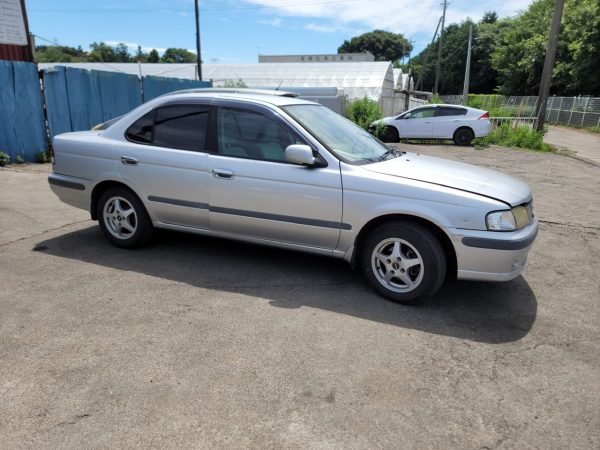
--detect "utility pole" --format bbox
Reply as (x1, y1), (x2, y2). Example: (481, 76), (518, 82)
(433, 0), (448, 94)
(194, 0), (202, 81)
(462, 24), (473, 105)
(415, 15), (442, 91)
(535, 0), (564, 131)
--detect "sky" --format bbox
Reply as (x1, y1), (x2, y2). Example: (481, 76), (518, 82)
(26, 0), (534, 63)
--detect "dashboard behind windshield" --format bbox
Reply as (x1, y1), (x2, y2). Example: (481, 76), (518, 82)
(283, 104), (389, 165)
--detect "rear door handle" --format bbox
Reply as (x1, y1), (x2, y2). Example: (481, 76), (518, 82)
(120, 156), (138, 165)
(211, 168), (235, 179)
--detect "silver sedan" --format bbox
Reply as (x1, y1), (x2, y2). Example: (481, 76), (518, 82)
(48, 90), (538, 303)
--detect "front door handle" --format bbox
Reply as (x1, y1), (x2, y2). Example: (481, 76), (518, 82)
(211, 168), (235, 179)
(120, 156), (138, 165)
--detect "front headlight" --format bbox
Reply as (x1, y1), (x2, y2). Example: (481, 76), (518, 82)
(486, 210), (517, 231)
(486, 205), (532, 231)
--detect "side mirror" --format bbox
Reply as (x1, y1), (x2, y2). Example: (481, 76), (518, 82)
(285, 144), (317, 166)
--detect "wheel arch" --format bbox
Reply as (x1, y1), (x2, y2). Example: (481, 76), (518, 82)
(351, 213), (457, 282)
(453, 125), (475, 139)
(90, 180), (145, 220)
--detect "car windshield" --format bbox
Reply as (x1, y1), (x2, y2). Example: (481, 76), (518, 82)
(283, 104), (389, 164)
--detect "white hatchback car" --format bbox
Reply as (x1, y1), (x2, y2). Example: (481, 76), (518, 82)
(371, 104), (492, 145)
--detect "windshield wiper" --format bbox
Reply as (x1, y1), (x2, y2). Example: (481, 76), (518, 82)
(378, 147), (405, 161)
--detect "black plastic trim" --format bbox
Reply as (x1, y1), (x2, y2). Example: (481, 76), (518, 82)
(48, 176), (85, 191)
(462, 228), (538, 250)
(210, 206), (351, 230)
(148, 196), (208, 210)
(147, 195), (350, 230)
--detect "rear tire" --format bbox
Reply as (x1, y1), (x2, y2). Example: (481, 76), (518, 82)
(453, 127), (474, 146)
(97, 187), (154, 248)
(360, 221), (446, 303)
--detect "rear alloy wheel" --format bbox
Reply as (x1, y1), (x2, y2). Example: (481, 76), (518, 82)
(97, 188), (154, 248)
(453, 127), (474, 146)
(361, 221), (446, 303)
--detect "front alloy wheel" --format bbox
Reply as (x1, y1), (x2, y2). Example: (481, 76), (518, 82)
(361, 221), (447, 303)
(371, 238), (424, 293)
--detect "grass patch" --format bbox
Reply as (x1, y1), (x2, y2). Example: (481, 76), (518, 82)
(475, 123), (552, 151)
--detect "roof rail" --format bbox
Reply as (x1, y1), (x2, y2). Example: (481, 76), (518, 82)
(158, 88), (300, 98)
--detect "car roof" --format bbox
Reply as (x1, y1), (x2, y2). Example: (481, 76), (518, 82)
(156, 88), (316, 107)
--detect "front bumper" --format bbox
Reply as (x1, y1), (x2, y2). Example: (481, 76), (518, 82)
(449, 219), (538, 282)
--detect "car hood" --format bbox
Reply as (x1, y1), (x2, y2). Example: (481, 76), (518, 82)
(363, 152), (531, 206)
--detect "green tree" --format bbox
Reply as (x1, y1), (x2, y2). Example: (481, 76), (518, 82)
(492, 0), (600, 95)
(35, 44), (88, 62)
(148, 49), (160, 63)
(88, 42), (117, 62)
(338, 30), (412, 63)
(135, 45), (147, 62)
(114, 43), (131, 62)
(161, 48), (197, 63)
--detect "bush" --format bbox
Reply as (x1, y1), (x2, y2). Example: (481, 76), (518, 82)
(222, 79), (247, 88)
(35, 151), (51, 163)
(15, 154), (25, 164)
(0, 151), (10, 167)
(347, 97), (382, 130)
(429, 94), (444, 104)
(476, 123), (551, 151)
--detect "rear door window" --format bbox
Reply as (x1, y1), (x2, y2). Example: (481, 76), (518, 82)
(435, 107), (468, 117)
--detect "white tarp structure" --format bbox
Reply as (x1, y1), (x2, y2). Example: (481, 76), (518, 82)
(39, 61), (403, 115)
(40, 62), (396, 114)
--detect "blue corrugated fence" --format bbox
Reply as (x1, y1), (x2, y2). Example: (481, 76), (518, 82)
(0, 61), (47, 161)
(143, 76), (211, 101)
(0, 62), (212, 161)
(43, 66), (143, 136)
(43, 67), (211, 137)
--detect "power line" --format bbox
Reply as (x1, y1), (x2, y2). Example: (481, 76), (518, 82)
(31, 0), (363, 14)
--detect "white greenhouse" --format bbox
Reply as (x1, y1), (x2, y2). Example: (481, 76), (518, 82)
(39, 61), (408, 115)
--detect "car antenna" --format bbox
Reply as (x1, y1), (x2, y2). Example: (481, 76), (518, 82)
(276, 80), (283, 91)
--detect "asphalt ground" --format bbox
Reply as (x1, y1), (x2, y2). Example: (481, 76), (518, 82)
(1, 144), (599, 449)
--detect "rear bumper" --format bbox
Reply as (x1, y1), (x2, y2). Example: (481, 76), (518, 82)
(48, 173), (92, 212)
(473, 120), (492, 137)
(449, 219), (538, 282)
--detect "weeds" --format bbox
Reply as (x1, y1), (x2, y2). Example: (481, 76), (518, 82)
(476, 123), (551, 151)
(429, 94), (444, 104)
(0, 151), (10, 166)
(35, 151), (51, 163)
(347, 97), (382, 130)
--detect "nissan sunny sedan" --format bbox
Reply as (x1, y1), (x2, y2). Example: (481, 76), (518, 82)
(48, 89), (538, 303)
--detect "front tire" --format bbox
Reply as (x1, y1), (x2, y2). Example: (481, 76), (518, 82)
(360, 221), (446, 303)
(97, 187), (154, 248)
(380, 126), (400, 143)
(453, 127), (474, 146)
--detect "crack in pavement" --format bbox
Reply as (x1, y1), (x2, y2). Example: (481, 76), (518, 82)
(538, 220), (600, 232)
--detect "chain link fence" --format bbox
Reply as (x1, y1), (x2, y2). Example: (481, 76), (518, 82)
(441, 95), (600, 129)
